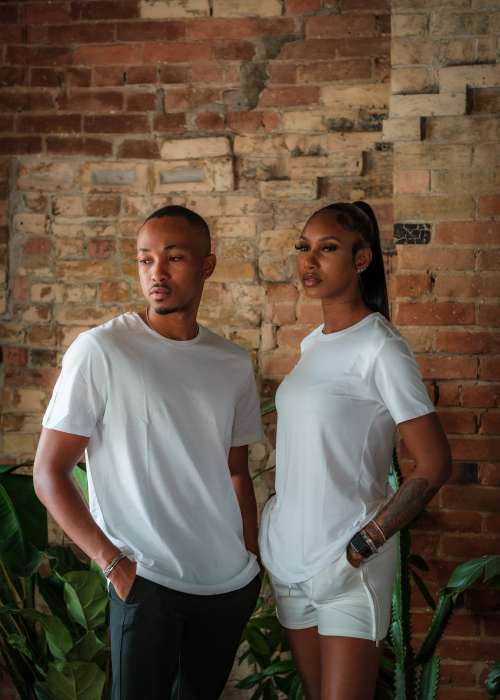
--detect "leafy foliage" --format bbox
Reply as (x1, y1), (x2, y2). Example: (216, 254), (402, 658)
(0, 464), (110, 700)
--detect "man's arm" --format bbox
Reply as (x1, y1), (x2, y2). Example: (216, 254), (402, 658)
(228, 445), (260, 568)
(34, 427), (136, 599)
(348, 412), (452, 566)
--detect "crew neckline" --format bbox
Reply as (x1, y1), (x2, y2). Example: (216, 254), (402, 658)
(317, 312), (380, 340)
(132, 312), (204, 346)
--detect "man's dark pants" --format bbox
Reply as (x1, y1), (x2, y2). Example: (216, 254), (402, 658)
(109, 574), (260, 699)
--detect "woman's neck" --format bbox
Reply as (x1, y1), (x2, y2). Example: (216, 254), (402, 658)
(321, 297), (373, 334)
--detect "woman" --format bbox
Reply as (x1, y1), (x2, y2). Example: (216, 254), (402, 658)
(259, 202), (451, 700)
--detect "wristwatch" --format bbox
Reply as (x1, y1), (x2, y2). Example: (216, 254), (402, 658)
(349, 531), (374, 559)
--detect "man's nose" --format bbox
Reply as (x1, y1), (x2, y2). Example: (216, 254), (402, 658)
(151, 260), (169, 281)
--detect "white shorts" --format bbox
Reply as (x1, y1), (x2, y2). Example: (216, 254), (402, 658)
(269, 537), (397, 642)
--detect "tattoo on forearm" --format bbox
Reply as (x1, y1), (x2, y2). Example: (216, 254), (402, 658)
(377, 478), (440, 539)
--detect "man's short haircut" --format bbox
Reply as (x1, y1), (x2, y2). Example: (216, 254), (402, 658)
(144, 205), (211, 254)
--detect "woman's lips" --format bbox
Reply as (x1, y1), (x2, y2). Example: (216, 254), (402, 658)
(302, 275), (321, 287)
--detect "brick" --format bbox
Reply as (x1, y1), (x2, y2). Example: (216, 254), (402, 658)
(261, 350), (300, 378)
(418, 356), (477, 380)
(322, 83), (388, 110)
(126, 93), (156, 112)
(394, 144), (472, 170)
(478, 250), (500, 271)
(81, 162), (149, 194)
(480, 413), (500, 436)
(73, 45), (142, 65)
(383, 118), (422, 143)
(160, 136), (230, 160)
(186, 17), (295, 40)
(391, 92), (466, 119)
(143, 42), (213, 63)
(434, 274), (500, 299)
(282, 110), (325, 132)
(92, 67), (126, 87)
(118, 139), (160, 159)
(395, 194), (475, 221)
(435, 222), (500, 245)
(21, 2), (71, 23)
(72, 1), (139, 19)
(116, 20), (185, 41)
(58, 91), (124, 112)
(17, 115), (81, 135)
(413, 509), (481, 533)
(6, 47), (72, 67)
(213, 217), (257, 238)
(260, 86), (320, 108)
(438, 410), (477, 434)
(140, 0), (209, 18)
(17, 161), (77, 192)
(260, 180), (317, 201)
(462, 384), (500, 409)
(288, 153), (362, 179)
(391, 67), (436, 94)
(470, 86), (500, 114)
(392, 13), (429, 36)
(286, 0), (321, 12)
(31, 283), (64, 304)
(427, 116), (500, 144)
(397, 247), (475, 272)
(449, 438), (500, 463)
(436, 332), (500, 354)
(85, 195), (121, 217)
(2, 348), (28, 367)
(153, 158), (234, 194)
(394, 170), (429, 194)
(478, 305), (498, 327)
(14, 213), (48, 235)
(267, 283), (299, 304)
(296, 60), (371, 84)
(99, 281), (130, 303)
(213, 0), (281, 16)
(440, 63), (500, 91)
(480, 357), (500, 380)
(0, 138), (43, 156)
(210, 261), (255, 283)
(153, 113), (186, 132)
(305, 14), (377, 38)
(195, 113), (226, 131)
(479, 463), (500, 486)
(127, 66), (158, 84)
(46, 137), (113, 157)
(84, 115), (149, 133)
(46, 23), (115, 44)
(395, 302), (475, 326)
(480, 195), (500, 216)
(0, 67), (26, 87)
(439, 639), (500, 665)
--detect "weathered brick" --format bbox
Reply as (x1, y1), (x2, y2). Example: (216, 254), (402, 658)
(395, 302), (475, 326)
(73, 45), (142, 65)
(118, 139), (161, 159)
(322, 83), (388, 110)
(260, 86), (320, 108)
(153, 158), (234, 193)
(434, 222), (500, 245)
(260, 180), (317, 201)
(390, 92), (466, 118)
(288, 153), (362, 178)
(305, 14), (377, 37)
(81, 162), (149, 193)
(392, 13), (429, 37)
(161, 137), (231, 160)
(213, 0), (281, 16)
(480, 357), (500, 380)
(396, 247), (475, 271)
(440, 63), (500, 91)
(17, 161), (77, 192)
(84, 114), (149, 134)
(383, 118), (422, 143)
(17, 115), (82, 134)
(143, 42), (213, 63)
(140, 0), (209, 18)
(395, 194), (475, 221)
(46, 137), (113, 157)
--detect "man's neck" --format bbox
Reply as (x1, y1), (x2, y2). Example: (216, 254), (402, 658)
(144, 307), (199, 341)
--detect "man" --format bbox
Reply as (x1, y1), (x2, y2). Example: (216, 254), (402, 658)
(34, 206), (263, 699)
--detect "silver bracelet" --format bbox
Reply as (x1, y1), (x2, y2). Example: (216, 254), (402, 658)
(360, 529), (378, 555)
(102, 552), (127, 579)
(370, 519), (387, 543)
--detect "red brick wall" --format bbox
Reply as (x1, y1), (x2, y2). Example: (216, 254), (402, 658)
(0, 0), (498, 697)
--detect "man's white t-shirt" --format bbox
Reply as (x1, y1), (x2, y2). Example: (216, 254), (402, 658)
(259, 312), (435, 585)
(43, 312), (263, 595)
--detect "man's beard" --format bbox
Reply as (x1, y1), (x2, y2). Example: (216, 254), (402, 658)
(153, 303), (189, 315)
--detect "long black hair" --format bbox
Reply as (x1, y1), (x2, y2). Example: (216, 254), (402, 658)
(309, 201), (389, 320)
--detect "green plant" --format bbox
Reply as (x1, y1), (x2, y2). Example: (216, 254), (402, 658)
(486, 662), (500, 698)
(0, 463), (110, 700)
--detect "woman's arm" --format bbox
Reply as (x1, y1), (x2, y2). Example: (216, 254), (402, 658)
(348, 412), (451, 566)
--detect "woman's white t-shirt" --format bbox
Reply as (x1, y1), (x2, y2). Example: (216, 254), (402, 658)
(259, 312), (435, 585)
(43, 312), (262, 595)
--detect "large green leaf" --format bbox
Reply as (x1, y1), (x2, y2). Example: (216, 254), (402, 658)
(0, 480), (42, 577)
(444, 555), (496, 594)
(72, 466), (88, 505)
(63, 572), (108, 631)
(486, 662), (500, 697)
(34, 681), (55, 700)
(67, 631), (106, 663)
(47, 661), (105, 700)
(418, 656), (439, 700)
(47, 546), (87, 576)
(0, 607), (73, 660)
(0, 472), (47, 551)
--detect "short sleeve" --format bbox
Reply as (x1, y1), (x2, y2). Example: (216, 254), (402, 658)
(42, 333), (107, 437)
(373, 336), (435, 425)
(231, 359), (264, 447)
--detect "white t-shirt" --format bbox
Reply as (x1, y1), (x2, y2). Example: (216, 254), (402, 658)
(259, 312), (435, 585)
(43, 312), (263, 595)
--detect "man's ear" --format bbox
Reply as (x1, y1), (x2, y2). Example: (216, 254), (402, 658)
(354, 246), (372, 273)
(202, 253), (217, 280)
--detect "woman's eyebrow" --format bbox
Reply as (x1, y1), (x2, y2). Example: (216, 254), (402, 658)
(298, 235), (341, 242)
